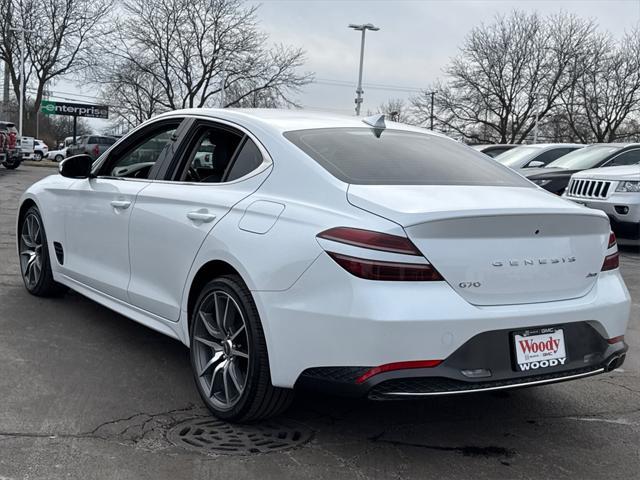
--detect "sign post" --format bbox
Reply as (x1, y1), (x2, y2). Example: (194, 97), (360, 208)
(40, 100), (109, 144)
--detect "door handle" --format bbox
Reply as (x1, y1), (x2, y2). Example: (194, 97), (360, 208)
(110, 200), (131, 210)
(187, 211), (216, 223)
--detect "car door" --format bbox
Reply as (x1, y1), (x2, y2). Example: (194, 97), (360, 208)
(61, 119), (186, 301)
(127, 119), (271, 321)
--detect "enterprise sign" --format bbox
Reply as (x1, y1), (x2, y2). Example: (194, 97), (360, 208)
(41, 100), (109, 119)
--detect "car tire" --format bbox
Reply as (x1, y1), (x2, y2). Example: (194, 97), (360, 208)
(54, 154), (64, 162)
(18, 206), (68, 297)
(33, 152), (42, 161)
(190, 275), (294, 422)
(4, 158), (20, 169)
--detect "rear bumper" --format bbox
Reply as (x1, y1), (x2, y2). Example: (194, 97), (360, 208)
(296, 322), (628, 399)
(254, 254), (631, 389)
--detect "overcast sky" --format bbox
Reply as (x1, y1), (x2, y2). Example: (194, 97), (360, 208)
(73, 0), (640, 132)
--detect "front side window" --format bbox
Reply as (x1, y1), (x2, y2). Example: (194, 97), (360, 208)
(101, 125), (177, 179)
(527, 147), (578, 167)
(284, 128), (533, 186)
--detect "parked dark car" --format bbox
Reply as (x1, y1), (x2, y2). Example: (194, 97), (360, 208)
(67, 135), (117, 160)
(522, 143), (640, 194)
(471, 144), (517, 158)
(495, 143), (583, 170)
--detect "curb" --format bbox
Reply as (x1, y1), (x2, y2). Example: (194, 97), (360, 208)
(22, 161), (59, 168)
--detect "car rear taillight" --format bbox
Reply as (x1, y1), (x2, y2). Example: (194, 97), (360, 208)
(318, 227), (421, 255)
(327, 252), (443, 281)
(93, 144), (99, 157)
(318, 227), (443, 281)
(601, 231), (619, 271)
(601, 252), (619, 271)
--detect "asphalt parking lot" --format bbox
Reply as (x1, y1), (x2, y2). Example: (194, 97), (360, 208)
(0, 165), (638, 479)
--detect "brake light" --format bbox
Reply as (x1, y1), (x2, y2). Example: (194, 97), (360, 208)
(327, 252), (443, 281)
(93, 144), (99, 157)
(318, 227), (443, 281)
(318, 227), (421, 255)
(602, 231), (619, 271)
(356, 360), (443, 384)
(601, 252), (619, 271)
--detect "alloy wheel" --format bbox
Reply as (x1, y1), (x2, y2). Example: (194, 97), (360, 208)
(193, 290), (250, 411)
(19, 213), (43, 289)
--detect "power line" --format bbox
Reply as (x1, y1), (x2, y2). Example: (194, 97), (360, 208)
(315, 77), (425, 93)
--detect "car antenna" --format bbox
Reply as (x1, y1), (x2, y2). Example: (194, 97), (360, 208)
(362, 114), (386, 138)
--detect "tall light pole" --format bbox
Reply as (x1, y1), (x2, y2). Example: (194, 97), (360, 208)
(10, 27), (34, 138)
(533, 90), (540, 144)
(348, 23), (379, 116)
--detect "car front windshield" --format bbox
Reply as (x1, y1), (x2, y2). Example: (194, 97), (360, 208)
(546, 145), (621, 170)
(495, 146), (542, 168)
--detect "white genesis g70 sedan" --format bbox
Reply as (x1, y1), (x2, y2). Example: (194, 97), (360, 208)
(17, 109), (630, 421)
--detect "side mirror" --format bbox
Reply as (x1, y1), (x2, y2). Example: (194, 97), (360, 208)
(528, 160), (544, 168)
(59, 154), (93, 179)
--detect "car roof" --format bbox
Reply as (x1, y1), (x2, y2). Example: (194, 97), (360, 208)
(155, 108), (448, 138)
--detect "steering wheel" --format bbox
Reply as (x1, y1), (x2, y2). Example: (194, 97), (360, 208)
(187, 166), (201, 182)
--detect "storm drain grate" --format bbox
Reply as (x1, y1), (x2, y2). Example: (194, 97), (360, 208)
(167, 418), (313, 455)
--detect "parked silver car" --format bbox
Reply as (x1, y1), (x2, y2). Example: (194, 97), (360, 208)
(67, 135), (117, 160)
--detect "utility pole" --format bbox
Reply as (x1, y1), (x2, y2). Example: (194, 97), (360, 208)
(220, 56), (226, 108)
(348, 23), (379, 116)
(533, 91), (540, 144)
(10, 27), (34, 137)
(429, 91), (436, 130)
(1, 62), (8, 118)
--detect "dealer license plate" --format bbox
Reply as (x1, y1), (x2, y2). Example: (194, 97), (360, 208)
(513, 328), (567, 372)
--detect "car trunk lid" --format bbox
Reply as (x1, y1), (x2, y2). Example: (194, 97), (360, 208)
(347, 185), (610, 306)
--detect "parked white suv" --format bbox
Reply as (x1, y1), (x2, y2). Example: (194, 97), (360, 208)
(33, 139), (49, 161)
(564, 165), (640, 245)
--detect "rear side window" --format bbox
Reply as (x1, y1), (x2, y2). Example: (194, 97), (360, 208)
(227, 139), (263, 181)
(88, 136), (98, 144)
(284, 128), (533, 186)
(98, 137), (116, 145)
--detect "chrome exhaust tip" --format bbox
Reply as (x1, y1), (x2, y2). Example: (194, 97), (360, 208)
(605, 354), (626, 372)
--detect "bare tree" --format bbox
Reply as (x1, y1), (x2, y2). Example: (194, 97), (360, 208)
(374, 98), (413, 123)
(94, 0), (312, 126)
(412, 11), (596, 143)
(561, 29), (640, 142)
(0, 0), (112, 126)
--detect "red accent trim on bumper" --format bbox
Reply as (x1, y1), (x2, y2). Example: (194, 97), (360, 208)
(607, 335), (625, 345)
(356, 360), (443, 384)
